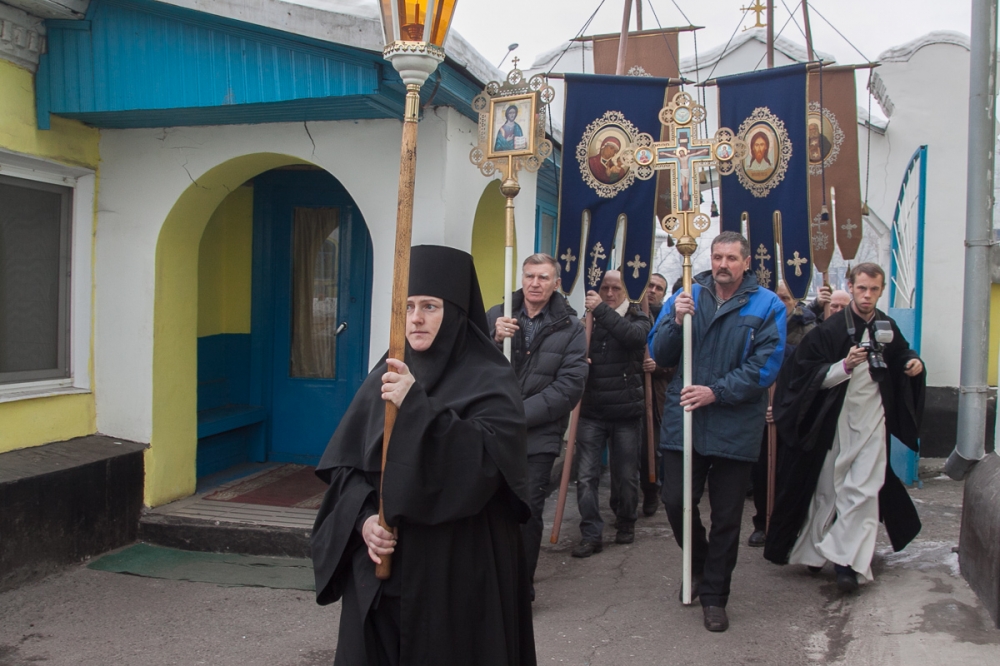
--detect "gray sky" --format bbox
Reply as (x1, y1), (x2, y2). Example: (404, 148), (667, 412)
(451, 0), (972, 73)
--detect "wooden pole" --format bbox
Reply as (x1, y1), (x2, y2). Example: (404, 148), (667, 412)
(501, 156), (520, 361)
(550, 312), (593, 544)
(641, 294), (656, 484)
(764, 211), (783, 537)
(635, 0), (643, 31)
(766, 384), (777, 531)
(615, 0), (633, 75)
(766, 0), (774, 69)
(375, 83), (422, 581)
(801, 0), (816, 62)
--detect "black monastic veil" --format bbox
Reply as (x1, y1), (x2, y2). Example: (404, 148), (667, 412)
(311, 245), (536, 666)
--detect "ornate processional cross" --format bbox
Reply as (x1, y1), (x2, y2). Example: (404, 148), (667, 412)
(628, 92), (746, 272)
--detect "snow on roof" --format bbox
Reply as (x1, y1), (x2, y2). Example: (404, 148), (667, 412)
(876, 30), (970, 63)
(158, 0), (503, 85)
(858, 104), (888, 133)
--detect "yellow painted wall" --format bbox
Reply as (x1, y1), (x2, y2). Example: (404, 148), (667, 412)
(0, 59), (100, 168)
(471, 180), (517, 311)
(989, 284), (1000, 386)
(151, 154), (308, 507)
(0, 60), (100, 454)
(198, 185), (254, 337)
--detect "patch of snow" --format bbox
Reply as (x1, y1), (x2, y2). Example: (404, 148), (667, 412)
(879, 541), (961, 577)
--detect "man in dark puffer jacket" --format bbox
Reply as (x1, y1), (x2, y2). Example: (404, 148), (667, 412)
(488, 253), (589, 599)
(571, 270), (651, 558)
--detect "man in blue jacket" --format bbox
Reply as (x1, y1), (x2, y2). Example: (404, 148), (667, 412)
(649, 231), (786, 633)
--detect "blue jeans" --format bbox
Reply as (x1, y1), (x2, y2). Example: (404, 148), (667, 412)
(576, 417), (641, 542)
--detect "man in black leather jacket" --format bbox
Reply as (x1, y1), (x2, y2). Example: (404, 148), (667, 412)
(489, 254), (588, 599)
(571, 270), (651, 557)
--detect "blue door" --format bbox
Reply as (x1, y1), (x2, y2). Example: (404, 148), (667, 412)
(252, 170), (373, 464)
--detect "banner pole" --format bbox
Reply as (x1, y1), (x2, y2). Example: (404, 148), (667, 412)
(502, 155), (519, 361)
(616, 0), (633, 75)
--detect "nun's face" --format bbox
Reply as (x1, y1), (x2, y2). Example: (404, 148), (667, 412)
(406, 296), (445, 352)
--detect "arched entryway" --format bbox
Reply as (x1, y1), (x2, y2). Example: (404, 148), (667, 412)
(471, 180), (517, 310)
(151, 154), (373, 506)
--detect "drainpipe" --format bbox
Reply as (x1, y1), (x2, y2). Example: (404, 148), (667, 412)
(946, 0), (999, 480)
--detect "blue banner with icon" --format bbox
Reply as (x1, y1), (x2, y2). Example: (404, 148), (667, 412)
(556, 74), (671, 300)
(718, 64), (812, 299)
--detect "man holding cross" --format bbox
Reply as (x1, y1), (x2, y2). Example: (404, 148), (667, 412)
(649, 231), (786, 632)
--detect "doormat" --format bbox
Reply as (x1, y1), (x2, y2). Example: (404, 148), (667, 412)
(203, 464), (327, 509)
(88, 543), (314, 590)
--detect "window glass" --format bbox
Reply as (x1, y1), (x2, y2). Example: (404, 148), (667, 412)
(0, 176), (71, 384)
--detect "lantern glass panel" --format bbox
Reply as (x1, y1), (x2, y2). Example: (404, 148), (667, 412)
(377, 0), (459, 47)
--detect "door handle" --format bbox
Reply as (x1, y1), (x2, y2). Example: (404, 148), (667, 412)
(335, 322), (348, 336)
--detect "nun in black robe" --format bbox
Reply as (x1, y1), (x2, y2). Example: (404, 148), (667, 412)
(311, 245), (537, 666)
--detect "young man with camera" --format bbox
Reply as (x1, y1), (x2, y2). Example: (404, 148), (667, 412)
(764, 263), (926, 594)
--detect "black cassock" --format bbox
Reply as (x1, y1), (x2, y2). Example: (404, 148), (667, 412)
(311, 245), (536, 666)
(764, 306), (926, 565)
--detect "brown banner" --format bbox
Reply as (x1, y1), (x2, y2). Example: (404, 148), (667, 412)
(808, 68), (863, 269)
(592, 30), (681, 222)
(592, 30), (680, 78)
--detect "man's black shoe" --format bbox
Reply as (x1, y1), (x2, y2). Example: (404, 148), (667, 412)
(747, 529), (766, 547)
(703, 606), (730, 632)
(835, 564), (859, 593)
(807, 565), (823, 574)
(571, 540), (603, 558)
(615, 523), (635, 544)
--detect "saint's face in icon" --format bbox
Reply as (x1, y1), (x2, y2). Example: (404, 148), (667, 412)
(751, 132), (770, 166)
(588, 135), (627, 185)
(600, 140), (619, 161)
(506, 106), (518, 122)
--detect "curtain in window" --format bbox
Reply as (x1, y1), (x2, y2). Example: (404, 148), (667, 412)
(290, 207), (340, 379)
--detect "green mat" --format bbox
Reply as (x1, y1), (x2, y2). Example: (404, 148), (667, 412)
(88, 543), (315, 591)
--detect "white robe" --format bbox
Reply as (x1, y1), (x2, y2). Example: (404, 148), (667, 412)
(788, 330), (886, 582)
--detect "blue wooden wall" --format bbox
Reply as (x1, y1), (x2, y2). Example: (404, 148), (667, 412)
(36, 0), (481, 129)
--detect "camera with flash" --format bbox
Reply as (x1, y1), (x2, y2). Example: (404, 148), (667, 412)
(859, 320), (894, 382)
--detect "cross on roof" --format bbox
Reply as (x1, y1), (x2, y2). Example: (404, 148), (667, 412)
(511, 56), (520, 70)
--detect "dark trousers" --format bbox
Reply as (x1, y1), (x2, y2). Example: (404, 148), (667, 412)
(752, 428), (769, 532)
(577, 417), (641, 542)
(661, 449), (753, 608)
(521, 452), (556, 584)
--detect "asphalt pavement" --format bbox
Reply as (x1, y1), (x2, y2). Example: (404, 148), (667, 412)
(1, 458), (997, 665)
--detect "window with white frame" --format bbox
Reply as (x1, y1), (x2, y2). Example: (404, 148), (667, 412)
(0, 174), (72, 384)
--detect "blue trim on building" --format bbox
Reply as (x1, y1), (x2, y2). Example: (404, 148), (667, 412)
(36, 0), (481, 129)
